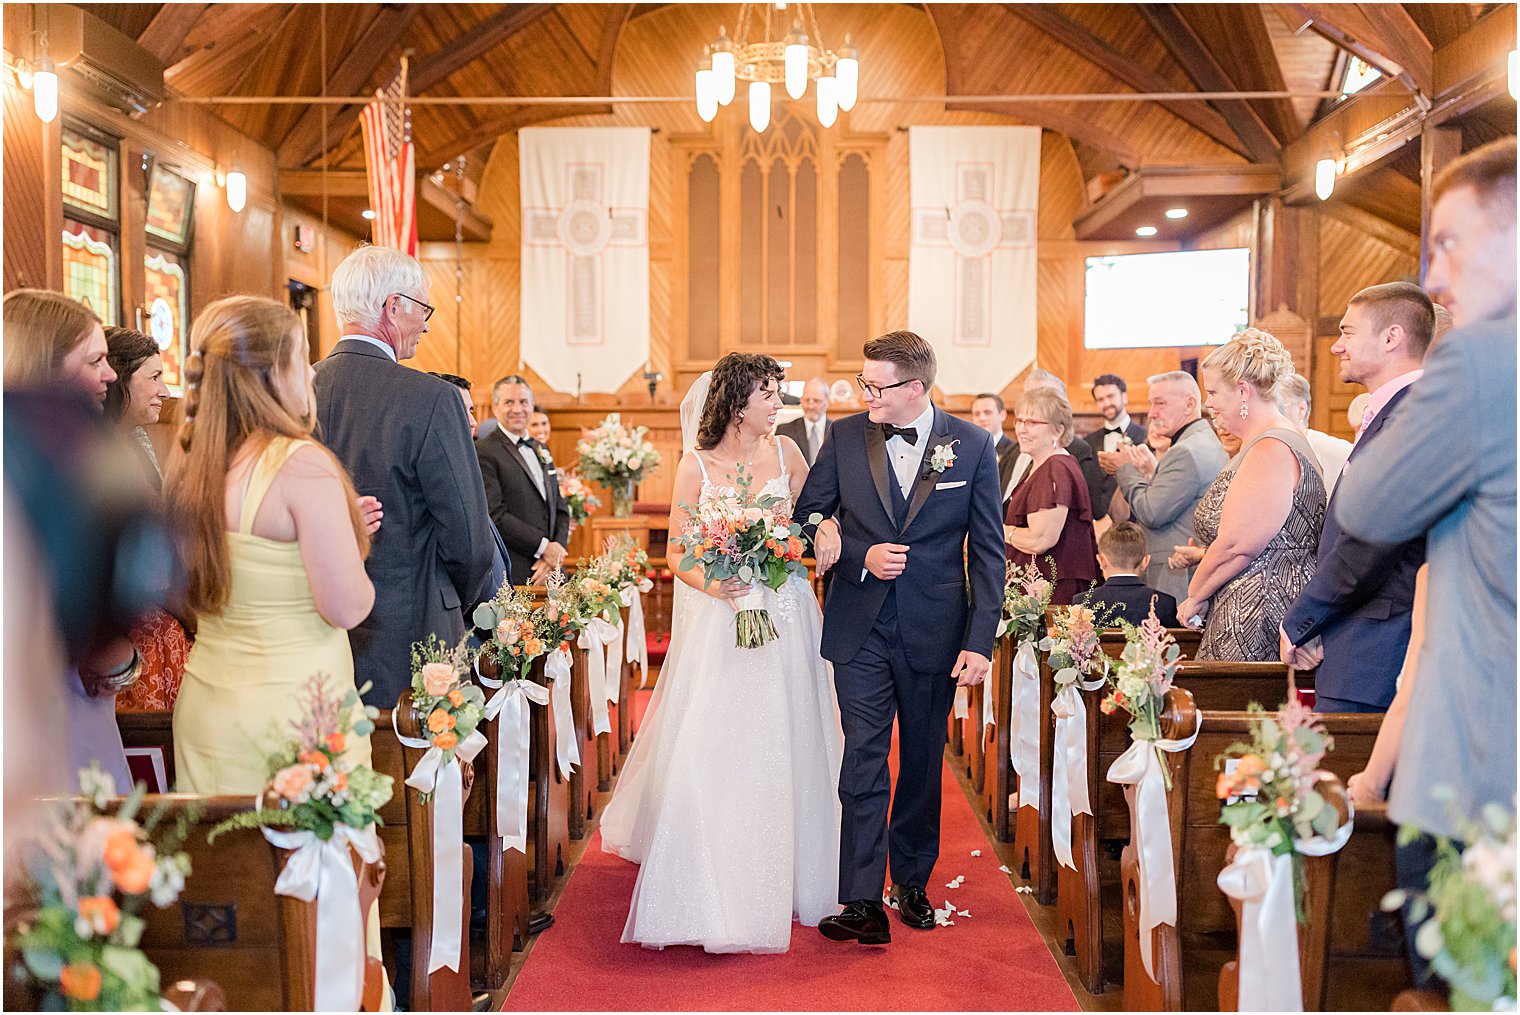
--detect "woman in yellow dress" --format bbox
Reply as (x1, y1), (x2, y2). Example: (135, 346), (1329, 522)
(163, 294), (391, 1006)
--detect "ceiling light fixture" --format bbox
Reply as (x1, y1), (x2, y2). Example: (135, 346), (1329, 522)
(1164, 208), (1188, 220)
(361, 208), (377, 220)
(694, 4), (859, 132)
(1314, 157), (1337, 201)
(1135, 226), (1158, 237)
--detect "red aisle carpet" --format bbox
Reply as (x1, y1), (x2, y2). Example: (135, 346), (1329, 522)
(504, 695), (1077, 1011)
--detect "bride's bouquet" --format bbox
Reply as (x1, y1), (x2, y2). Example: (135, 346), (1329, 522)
(672, 464), (816, 648)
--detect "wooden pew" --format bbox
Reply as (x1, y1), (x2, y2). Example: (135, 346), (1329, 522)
(617, 600), (635, 759)
(134, 795), (386, 1011)
(986, 639), (1015, 844)
(1055, 655), (1307, 995)
(1121, 706), (1381, 1011)
(569, 642), (595, 838)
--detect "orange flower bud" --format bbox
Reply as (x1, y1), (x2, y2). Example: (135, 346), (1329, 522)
(325, 732), (346, 754)
(1216, 772), (1235, 799)
(433, 730), (459, 751)
(299, 750), (330, 771)
(102, 827), (139, 872)
(1235, 754), (1266, 778)
(111, 848), (155, 895)
(59, 963), (101, 1002)
(427, 709), (456, 734)
(448, 689), (465, 707)
(77, 895), (120, 936)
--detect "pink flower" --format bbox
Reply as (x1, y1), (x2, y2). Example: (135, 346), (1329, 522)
(421, 662), (455, 697)
(273, 763), (316, 802)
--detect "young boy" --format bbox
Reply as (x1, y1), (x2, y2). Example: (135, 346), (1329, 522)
(1086, 521), (1179, 627)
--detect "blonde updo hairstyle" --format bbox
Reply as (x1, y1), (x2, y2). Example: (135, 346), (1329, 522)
(164, 294), (368, 614)
(1016, 387), (1075, 448)
(1200, 327), (1296, 403)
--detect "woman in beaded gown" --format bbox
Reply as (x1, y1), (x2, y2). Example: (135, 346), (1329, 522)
(600, 354), (843, 954)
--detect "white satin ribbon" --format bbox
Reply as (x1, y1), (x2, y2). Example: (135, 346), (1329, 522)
(546, 646), (580, 779)
(1050, 675), (1107, 871)
(953, 685), (969, 720)
(604, 615), (625, 708)
(478, 674), (551, 853)
(1105, 715), (1202, 982)
(624, 584), (650, 687)
(394, 714), (487, 974)
(1008, 640), (1040, 807)
(261, 822), (382, 1011)
(1217, 848), (1303, 1011)
(578, 618), (619, 736)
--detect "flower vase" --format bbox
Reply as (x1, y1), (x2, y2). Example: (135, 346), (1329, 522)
(611, 478), (636, 518)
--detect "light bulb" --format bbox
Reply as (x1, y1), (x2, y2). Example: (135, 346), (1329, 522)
(696, 67), (718, 123)
(816, 74), (838, 128)
(1314, 157), (1336, 201)
(712, 29), (736, 106)
(33, 54), (57, 124)
(784, 27), (808, 101)
(226, 167), (247, 213)
(749, 79), (771, 133)
(835, 38), (859, 112)
(1135, 226), (1158, 237)
(1164, 208), (1188, 220)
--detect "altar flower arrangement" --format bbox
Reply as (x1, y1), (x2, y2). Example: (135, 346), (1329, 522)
(473, 583), (547, 684)
(576, 413), (662, 517)
(408, 636), (487, 780)
(1101, 605), (1183, 786)
(557, 470), (602, 525)
(1384, 795), (1517, 1011)
(671, 463), (814, 648)
(997, 560), (1054, 643)
(14, 765), (195, 1011)
(209, 676), (392, 842)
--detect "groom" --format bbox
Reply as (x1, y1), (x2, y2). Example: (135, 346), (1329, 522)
(797, 330), (1005, 943)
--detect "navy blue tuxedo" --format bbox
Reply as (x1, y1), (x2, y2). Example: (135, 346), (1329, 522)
(795, 406), (1004, 903)
(1283, 385), (1425, 710)
(1084, 575), (1178, 628)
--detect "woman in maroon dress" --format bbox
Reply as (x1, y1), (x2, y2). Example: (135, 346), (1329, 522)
(1003, 387), (1099, 605)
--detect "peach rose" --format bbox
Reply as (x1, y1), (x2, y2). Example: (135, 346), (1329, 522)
(59, 963), (101, 1002)
(273, 763), (315, 803)
(421, 662), (455, 697)
(77, 896), (120, 936)
(496, 619), (516, 644)
(525, 637), (544, 656)
(433, 730), (459, 751)
(1234, 754), (1265, 778)
(427, 708), (456, 734)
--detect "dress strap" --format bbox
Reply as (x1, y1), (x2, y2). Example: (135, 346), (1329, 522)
(776, 435), (788, 481)
(238, 437), (315, 535)
(691, 449), (711, 483)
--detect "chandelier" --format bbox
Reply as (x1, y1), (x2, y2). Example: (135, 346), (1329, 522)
(693, 3), (859, 133)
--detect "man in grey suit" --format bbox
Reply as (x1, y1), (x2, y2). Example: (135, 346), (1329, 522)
(314, 245), (497, 708)
(1111, 371), (1228, 603)
(1332, 139), (1515, 968)
(776, 376), (833, 465)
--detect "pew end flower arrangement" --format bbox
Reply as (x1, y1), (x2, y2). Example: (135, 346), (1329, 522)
(537, 571), (581, 652)
(1383, 794), (1516, 1011)
(408, 635), (487, 802)
(557, 470), (601, 526)
(998, 560), (1054, 643)
(599, 534), (655, 600)
(1039, 601), (1118, 687)
(671, 463), (814, 648)
(14, 764), (196, 1011)
(1101, 606), (1186, 789)
(473, 583), (547, 683)
(576, 413), (662, 517)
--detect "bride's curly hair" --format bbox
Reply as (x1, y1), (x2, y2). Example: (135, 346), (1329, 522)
(696, 352), (785, 450)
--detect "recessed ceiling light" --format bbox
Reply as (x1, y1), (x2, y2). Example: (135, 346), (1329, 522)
(1165, 208), (1188, 219)
(361, 209), (377, 220)
(1135, 225), (1158, 237)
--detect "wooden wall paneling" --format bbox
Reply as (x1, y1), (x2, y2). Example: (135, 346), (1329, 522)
(2, 66), (63, 292)
(1419, 124), (1463, 282)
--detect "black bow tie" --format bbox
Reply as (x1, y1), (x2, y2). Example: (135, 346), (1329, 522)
(877, 423), (918, 445)
(1103, 426), (1122, 435)
(514, 436), (535, 448)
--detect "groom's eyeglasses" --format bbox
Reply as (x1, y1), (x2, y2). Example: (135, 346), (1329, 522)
(855, 375), (915, 400)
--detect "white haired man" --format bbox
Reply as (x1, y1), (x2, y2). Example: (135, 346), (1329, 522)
(314, 245), (497, 710)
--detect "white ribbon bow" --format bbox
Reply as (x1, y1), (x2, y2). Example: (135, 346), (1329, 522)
(1105, 714), (1202, 982)
(261, 822), (382, 1012)
(478, 674), (551, 853)
(393, 713), (487, 974)
(604, 614), (625, 708)
(1008, 640), (1040, 807)
(624, 584), (651, 688)
(1050, 674), (1107, 871)
(578, 618), (620, 736)
(546, 646), (580, 779)
(1217, 806), (1354, 1012)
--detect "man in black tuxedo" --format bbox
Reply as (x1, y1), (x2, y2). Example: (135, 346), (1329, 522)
(776, 376), (833, 465)
(1087, 373), (1148, 522)
(1280, 282), (1434, 712)
(797, 331), (1004, 944)
(970, 392), (1018, 512)
(476, 375), (569, 585)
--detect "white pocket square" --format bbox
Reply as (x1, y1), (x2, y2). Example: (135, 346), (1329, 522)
(935, 480), (967, 490)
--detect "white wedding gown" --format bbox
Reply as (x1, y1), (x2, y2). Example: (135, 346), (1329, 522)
(600, 450), (844, 954)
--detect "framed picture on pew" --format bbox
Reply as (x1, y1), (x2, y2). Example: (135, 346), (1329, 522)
(125, 746), (170, 793)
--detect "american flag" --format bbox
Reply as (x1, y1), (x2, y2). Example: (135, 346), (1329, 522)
(359, 61), (417, 255)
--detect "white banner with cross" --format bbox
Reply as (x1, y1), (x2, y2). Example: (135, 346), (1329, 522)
(907, 126), (1039, 395)
(520, 127), (651, 394)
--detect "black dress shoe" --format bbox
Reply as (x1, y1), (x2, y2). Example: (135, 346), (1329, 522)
(471, 991), (493, 1012)
(818, 899), (891, 944)
(528, 910), (554, 934)
(891, 884), (936, 930)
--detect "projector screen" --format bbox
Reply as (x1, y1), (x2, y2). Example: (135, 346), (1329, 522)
(1083, 248), (1251, 349)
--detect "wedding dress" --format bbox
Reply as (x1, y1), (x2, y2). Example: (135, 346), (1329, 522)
(599, 437), (844, 954)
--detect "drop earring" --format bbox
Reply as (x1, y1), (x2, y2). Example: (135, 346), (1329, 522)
(1239, 401), (1250, 419)
(738, 411), (745, 422)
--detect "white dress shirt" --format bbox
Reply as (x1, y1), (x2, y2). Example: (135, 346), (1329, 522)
(1099, 411), (1133, 452)
(887, 403), (936, 496)
(504, 428), (551, 557)
(343, 333), (398, 362)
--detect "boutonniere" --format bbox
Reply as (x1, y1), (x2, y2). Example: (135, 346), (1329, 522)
(536, 446), (553, 466)
(929, 440), (960, 474)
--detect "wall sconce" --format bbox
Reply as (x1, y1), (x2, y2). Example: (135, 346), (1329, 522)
(225, 164), (247, 213)
(32, 51), (57, 123)
(1314, 157), (1337, 201)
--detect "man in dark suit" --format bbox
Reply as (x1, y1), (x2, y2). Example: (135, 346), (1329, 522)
(776, 376), (833, 466)
(1085, 522), (1178, 627)
(431, 372), (512, 599)
(970, 392), (1018, 512)
(476, 375), (570, 585)
(1087, 373), (1147, 522)
(314, 245), (497, 710)
(1280, 282), (1435, 712)
(797, 331), (1003, 944)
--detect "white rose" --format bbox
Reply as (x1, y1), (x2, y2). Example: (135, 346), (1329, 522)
(772, 524), (791, 540)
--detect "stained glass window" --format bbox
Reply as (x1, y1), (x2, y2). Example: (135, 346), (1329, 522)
(146, 166), (195, 245)
(62, 127), (116, 218)
(144, 248), (189, 396)
(62, 219), (118, 325)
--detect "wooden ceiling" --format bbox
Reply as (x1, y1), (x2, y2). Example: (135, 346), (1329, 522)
(69, 2), (1512, 234)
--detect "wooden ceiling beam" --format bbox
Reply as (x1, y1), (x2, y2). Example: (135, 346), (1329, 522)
(277, 3), (423, 167)
(1135, 4), (1283, 163)
(135, 3), (209, 65)
(1280, 3), (1434, 99)
(998, 3), (1250, 158)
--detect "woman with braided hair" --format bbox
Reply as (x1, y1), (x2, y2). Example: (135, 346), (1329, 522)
(163, 294), (376, 793)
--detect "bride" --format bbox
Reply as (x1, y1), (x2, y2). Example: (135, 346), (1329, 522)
(599, 352), (845, 954)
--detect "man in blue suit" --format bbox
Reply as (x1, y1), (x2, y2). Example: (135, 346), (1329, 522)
(1279, 282), (1435, 712)
(796, 330), (1005, 944)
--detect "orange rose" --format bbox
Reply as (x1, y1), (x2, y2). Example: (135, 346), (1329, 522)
(102, 827), (140, 872)
(787, 536), (804, 558)
(59, 963), (101, 1002)
(1216, 772), (1236, 799)
(427, 708), (456, 734)
(525, 638), (543, 656)
(299, 750), (330, 771)
(110, 847), (156, 895)
(448, 689), (465, 707)
(326, 732), (346, 754)
(433, 730), (459, 751)
(1234, 754), (1266, 778)
(332, 771), (348, 793)
(77, 895), (120, 936)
